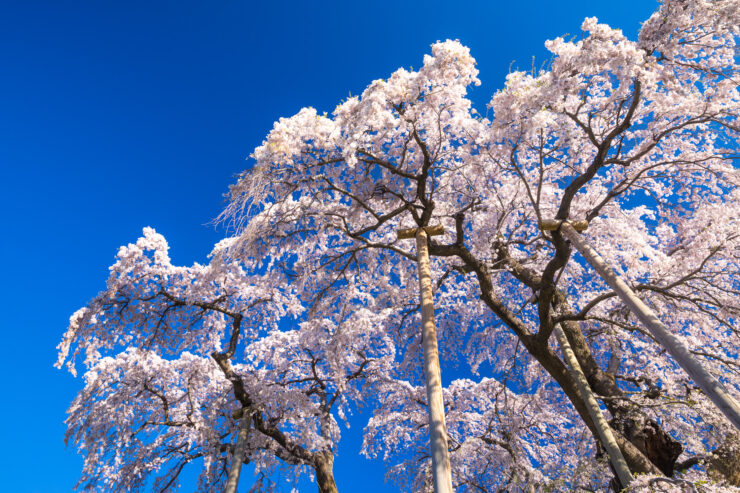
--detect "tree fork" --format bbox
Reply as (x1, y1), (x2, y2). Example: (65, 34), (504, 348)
(428, 238), (663, 476)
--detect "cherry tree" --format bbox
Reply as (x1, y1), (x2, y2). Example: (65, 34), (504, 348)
(220, 0), (740, 488)
(56, 228), (396, 492)
(58, 0), (740, 490)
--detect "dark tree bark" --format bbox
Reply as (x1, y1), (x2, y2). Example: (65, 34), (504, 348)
(315, 451), (339, 493)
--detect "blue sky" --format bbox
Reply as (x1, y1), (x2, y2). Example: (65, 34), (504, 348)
(0, 1), (657, 491)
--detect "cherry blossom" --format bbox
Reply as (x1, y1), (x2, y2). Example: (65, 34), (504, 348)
(59, 0), (740, 490)
(58, 228), (395, 492)
(221, 0), (740, 488)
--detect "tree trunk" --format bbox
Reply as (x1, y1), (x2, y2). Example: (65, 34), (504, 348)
(315, 451), (339, 493)
(429, 240), (671, 477)
(558, 313), (683, 476)
(560, 222), (740, 432)
(525, 330), (664, 476)
(554, 325), (633, 488)
(708, 434), (740, 486)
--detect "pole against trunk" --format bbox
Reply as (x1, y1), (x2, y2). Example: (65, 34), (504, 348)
(553, 325), (633, 487)
(224, 409), (251, 493)
(551, 220), (740, 432)
(398, 225), (454, 493)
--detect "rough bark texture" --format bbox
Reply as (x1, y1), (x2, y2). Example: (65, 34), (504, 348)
(610, 415), (683, 476)
(559, 316), (683, 476)
(315, 451), (339, 493)
(707, 435), (740, 486)
(560, 221), (740, 433)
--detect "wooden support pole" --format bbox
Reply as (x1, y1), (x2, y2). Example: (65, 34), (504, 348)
(400, 226), (454, 493)
(224, 412), (251, 493)
(543, 219), (631, 485)
(557, 220), (740, 433)
(554, 325), (633, 487)
(398, 224), (445, 240)
(539, 219), (588, 232)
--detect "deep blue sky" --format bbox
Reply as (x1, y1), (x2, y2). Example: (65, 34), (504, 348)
(0, 1), (657, 491)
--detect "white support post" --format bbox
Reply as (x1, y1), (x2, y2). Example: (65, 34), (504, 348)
(399, 225), (454, 493)
(554, 325), (633, 487)
(224, 411), (251, 493)
(558, 221), (740, 432)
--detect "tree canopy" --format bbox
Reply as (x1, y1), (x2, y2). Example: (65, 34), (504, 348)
(58, 0), (740, 491)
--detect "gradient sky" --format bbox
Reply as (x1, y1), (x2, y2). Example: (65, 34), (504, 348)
(0, 1), (658, 491)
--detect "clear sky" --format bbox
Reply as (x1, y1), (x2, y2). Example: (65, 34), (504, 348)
(0, 1), (657, 491)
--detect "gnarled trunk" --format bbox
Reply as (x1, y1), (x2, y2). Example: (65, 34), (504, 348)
(708, 435), (740, 486)
(315, 451), (339, 493)
(560, 315), (683, 476)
